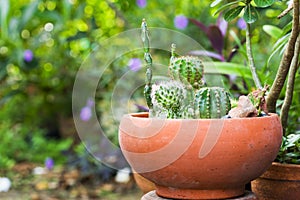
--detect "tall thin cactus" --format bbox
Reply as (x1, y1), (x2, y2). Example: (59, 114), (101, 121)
(141, 19), (153, 109)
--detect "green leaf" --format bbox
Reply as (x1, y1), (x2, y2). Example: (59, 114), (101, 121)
(203, 62), (252, 80)
(229, 30), (247, 57)
(211, 0), (223, 7)
(18, 0), (40, 31)
(266, 33), (290, 66)
(224, 6), (244, 21)
(0, 0), (9, 38)
(263, 25), (283, 40)
(0, 90), (22, 106)
(286, 134), (300, 148)
(281, 21), (292, 36)
(254, 0), (275, 8)
(0, 62), (8, 81)
(213, 0), (244, 16)
(62, 0), (72, 21)
(243, 5), (258, 23)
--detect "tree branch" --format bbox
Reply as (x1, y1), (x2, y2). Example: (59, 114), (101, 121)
(280, 31), (300, 134)
(267, 0), (299, 113)
(278, 2), (294, 19)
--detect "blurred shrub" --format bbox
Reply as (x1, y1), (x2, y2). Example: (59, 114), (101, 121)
(0, 0), (217, 167)
(0, 96), (72, 169)
(3, 0), (297, 169)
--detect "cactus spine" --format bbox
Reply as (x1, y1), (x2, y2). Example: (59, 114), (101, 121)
(151, 81), (187, 118)
(194, 87), (231, 119)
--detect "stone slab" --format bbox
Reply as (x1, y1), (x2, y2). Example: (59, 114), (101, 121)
(141, 190), (258, 200)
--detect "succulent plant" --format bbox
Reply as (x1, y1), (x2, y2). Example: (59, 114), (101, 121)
(194, 87), (231, 119)
(150, 80), (187, 118)
(141, 19), (231, 119)
(247, 85), (269, 115)
(169, 56), (205, 90)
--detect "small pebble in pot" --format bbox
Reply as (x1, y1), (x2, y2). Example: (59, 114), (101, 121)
(222, 115), (231, 119)
(259, 111), (268, 117)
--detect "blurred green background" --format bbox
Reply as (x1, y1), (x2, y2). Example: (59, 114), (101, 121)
(0, 0), (298, 173)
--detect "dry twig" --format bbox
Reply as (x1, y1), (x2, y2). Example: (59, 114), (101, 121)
(278, 2), (294, 19)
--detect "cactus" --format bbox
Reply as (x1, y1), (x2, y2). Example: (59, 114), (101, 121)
(140, 19), (231, 119)
(141, 19), (153, 109)
(194, 87), (231, 119)
(169, 56), (205, 90)
(150, 80), (187, 118)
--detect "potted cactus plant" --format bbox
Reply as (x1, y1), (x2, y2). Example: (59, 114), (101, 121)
(118, 17), (283, 199)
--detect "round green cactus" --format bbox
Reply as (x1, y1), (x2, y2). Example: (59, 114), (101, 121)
(150, 80), (187, 118)
(194, 87), (231, 119)
(169, 56), (205, 90)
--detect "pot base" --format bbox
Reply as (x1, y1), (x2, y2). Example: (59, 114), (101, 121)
(156, 185), (245, 200)
(142, 190), (257, 200)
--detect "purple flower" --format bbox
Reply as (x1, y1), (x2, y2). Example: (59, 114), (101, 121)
(128, 58), (142, 72)
(45, 157), (54, 170)
(136, 0), (147, 8)
(216, 15), (228, 37)
(80, 106), (92, 121)
(237, 18), (246, 30)
(174, 15), (188, 30)
(80, 98), (95, 121)
(23, 49), (33, 62)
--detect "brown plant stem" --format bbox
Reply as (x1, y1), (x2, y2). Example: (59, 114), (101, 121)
(278, 2), (294, 19)
(280, 32), (300, 134)
(246, 23), (262, 89)
(267, 0), (300, 113)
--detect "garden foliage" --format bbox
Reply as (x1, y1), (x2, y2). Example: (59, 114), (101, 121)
(0, 0), (299, 169)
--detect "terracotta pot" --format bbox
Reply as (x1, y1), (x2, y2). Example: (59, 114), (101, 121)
(133, 171), (156, 194)
(251, 162), (300, 200)
(119, 112), (282, 199)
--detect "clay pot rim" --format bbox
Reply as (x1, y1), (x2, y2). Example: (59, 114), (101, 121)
(258, 162), (300, 180)
(271, 162), (300, 169)
(126, 112), (279, 122)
